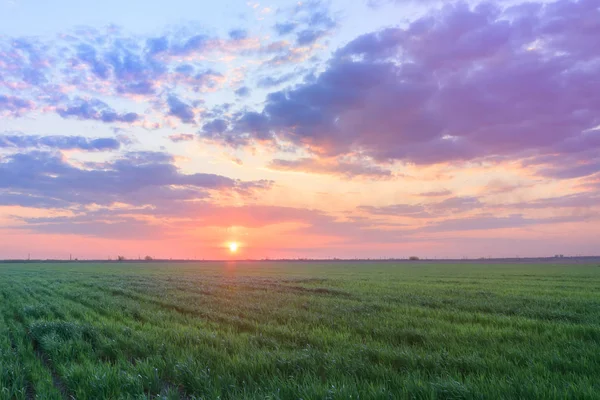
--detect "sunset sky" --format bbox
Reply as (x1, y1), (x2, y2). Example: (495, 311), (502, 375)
(1, 0), (599, 259)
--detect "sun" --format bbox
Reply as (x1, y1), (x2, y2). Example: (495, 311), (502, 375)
(228, 242), (239, 253)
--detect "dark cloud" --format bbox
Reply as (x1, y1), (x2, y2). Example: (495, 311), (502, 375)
(56, 97), (139, 123)
(167, 95), (195, 124)
(0, 134), (120, 151)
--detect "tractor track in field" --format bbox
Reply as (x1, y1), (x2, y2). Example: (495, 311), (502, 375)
(27, 331), (72, 400)
(3, 287), (71, 400)
(1, 302), (36, 400)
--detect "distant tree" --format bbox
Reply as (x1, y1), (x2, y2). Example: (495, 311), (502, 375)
(409, 256), (420, 261)
(144, 256), (153, 261)
(117, 255), (126, 261)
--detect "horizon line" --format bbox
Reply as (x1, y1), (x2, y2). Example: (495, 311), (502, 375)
(2, 255), (600, 263)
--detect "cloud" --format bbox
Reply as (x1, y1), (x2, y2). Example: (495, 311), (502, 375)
(1, 37), (52, 88)
(0, 95), (35, 116)
(418, 190), (452, 197)
(168, 133), (195, 142)
(235, 86), (251, 97)
(205, 0), (600, 170)
(430, 196), (481, 213)
(0, 151), (271, 209)
(359, 204), (430, 218)
(503, 192), (600, 210)
(0, 133), (120, 151)
(229, 29), (248, 40)
(56, 97), (139, 123)
(167, 95), (195, 124)
(17, 217), (165, 240)
(538, 158), (600, 180)
(171, 67), (225, 92)
(274, 22), (297, 36)
(271, 0), (336, 44)
(366, 0), (443, 9)
(269, 157), (393, 178)
(359, 196), (482, 218)
(296, 29), (327, 46)
(14, 203), (326, 239)
(0, 23), (271, 124)
(202, 119), (229, 135)
(256, 72), (297, 88)
(16, 202), (407, 244)
(297, 1), (337, 30)
(419, 214), (593, 233)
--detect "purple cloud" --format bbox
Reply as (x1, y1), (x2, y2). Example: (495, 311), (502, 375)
(419, 190), (452, 197)
(168, 133), (195, 143)
(0, 95), (35, 116)
(256, 72), (297, 88)
(167, 95), (195, 124)
(56, 97), (139, 123)
(419, 214), (593, 233)
(359, 204), (430, 218)
(269, 157), (393, 178)
(235, 86), (251, 97)
(0, 151), (271, 209)
(202, 119), (229, 135)
(274, 23), (298, 36)
(296, 29), (327, 46)
(503, 192), (600, 210)
(0, 133), (120, 151)
(360, 196), (482, 218)
(228, 29), (248, 40)
(204, 0), (600, 172)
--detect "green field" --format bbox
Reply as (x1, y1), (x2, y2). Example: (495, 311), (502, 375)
(1, 261), (599, 399)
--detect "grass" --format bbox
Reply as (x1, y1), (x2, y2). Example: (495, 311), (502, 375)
(1, 261), (599, 399)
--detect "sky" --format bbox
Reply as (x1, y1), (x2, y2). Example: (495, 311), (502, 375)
(0, 0), (599, 260)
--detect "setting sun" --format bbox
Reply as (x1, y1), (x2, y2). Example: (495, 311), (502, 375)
(228, 242), (239, 253)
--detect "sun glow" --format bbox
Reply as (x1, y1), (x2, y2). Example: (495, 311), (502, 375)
(228, 242), (239, 253)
